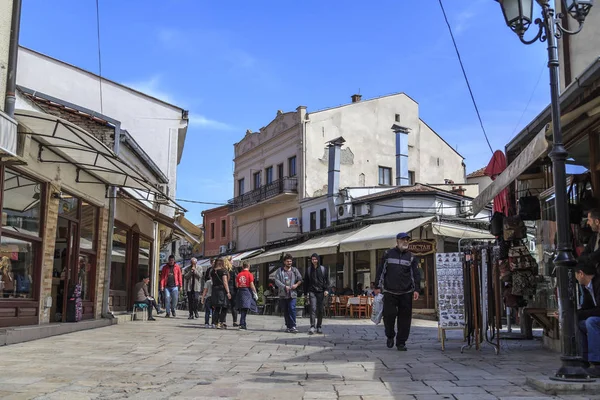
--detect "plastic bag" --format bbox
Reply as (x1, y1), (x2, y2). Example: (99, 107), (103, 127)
(252, 291), (258, 301)
(371, 293), (384, 325)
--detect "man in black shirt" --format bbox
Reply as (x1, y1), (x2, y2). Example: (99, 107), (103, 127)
(304, 253), (329, 335)
(375, 232), (420, 351)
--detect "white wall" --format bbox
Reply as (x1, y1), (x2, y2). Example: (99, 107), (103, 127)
(466, 175), (492, 195)
(16, 48), (186, 216)
(304, 94), (465, 198)
(558, 5), (600, 91)
(301, 197), (329, 232)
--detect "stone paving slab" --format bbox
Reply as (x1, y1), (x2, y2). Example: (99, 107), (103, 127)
(0, 315), (596, 399)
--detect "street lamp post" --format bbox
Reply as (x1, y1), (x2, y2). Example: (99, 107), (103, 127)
(179, 243), (193, 270)
(496, 0), (594, 381)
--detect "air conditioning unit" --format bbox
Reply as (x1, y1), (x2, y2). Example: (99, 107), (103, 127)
(155, 184), (170, 204)
(337, 203), (353, 220)
(218, 245), (227, 254)
(354, 203), (371, 217)
(227, 241), (236, 251)
(460, 200), (473, 215)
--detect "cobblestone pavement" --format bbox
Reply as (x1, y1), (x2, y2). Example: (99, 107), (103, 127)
(0, 315), (597, 400)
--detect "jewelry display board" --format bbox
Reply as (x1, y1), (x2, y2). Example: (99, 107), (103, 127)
(436, 252), (465, 350)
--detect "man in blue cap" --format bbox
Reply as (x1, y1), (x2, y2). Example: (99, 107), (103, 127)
(374, 232), (420, 351)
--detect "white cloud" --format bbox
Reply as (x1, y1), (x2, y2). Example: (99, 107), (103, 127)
(188, 115), (233, 131)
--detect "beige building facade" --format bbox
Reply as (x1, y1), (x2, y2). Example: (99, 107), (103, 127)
(231, 93), (466, 252)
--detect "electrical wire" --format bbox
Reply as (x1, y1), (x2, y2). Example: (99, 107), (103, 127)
(95, 0), (104, 114)
(510, 64), (546, 137)
(438, 0), (493, 154)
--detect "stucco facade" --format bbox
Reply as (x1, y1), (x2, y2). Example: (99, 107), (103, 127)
(202, 205), (233, 257)
(15, 47), (188, 216)
(304, 94), (465, 198)
(558, 4), (600, 90)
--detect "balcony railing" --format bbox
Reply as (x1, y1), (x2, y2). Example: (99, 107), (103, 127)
(229, 177), (298, 212)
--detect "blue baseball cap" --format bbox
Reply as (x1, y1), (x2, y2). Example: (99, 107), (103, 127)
(396, 232), (411, 240)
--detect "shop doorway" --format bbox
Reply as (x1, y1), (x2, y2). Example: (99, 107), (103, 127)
(409, 240), (437, 310)
(52, 217), (79, 322)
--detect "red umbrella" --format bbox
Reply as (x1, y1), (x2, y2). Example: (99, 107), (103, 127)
(485, 150), (509, 215)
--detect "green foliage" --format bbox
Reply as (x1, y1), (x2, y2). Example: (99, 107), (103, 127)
(257, 285), (265, 305)
(296, 296), (305, 306)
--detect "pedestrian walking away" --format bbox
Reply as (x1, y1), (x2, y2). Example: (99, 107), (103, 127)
(224, 257), (239, 327)
(236, 262), (258, 329)
(375, 232), (420, 351)
(133, 275), (163, 321)
(201, 278), (214, 328)
(274, 253), (303, 333)
(184, 257), (202, 319)
(210, 257), (231, 329)
(159, 255), (182, 318)
(304, 253), (329, 335)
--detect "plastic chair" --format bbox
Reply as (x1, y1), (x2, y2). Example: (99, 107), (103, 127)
(132, 303), (148, 321)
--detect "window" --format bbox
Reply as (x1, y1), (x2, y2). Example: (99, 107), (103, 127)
(409, 171), (415, 185)
(0, 236), (38, 300)
(221, 219), (226, 237)
(237, 178), (245, 196)
(395, 114), (400, 122)
(310, 211), (317, 232)
(137, 238), (152, 293)
(265, 166), (274, 185)
(378, 166), (392, 185)
(80, 202), (97, 251)
(319, 208), (327, 229)
(253, 171), (261, 189)
(110, 227), (129, 292)
(288, 156), (297, 177)
(277, 164), (284, 180)
(2, 169), (43, 237)
(210, 222), (215, 240)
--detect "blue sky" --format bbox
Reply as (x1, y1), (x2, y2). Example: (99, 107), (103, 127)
(19, 0), (551, 225)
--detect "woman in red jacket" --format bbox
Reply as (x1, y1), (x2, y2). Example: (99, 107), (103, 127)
(160, 255), (182, 317)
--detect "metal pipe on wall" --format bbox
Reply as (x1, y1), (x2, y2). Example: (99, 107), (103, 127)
(4, 0), (22, 117)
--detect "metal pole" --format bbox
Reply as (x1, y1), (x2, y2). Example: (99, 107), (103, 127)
(540, 3), (588, 380)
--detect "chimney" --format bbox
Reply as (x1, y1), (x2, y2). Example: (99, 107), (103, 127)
(392, 124), (410, 185)
(451, 185), (466, 196)
(351, 94), (362, 103)
(327, 136), (346, 223)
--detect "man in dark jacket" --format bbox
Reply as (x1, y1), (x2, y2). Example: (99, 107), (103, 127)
(575, 256), (600, 377)
(304, 253), (330, 335)
(582, 209), (600, 270)
(375, 232), (420, 351)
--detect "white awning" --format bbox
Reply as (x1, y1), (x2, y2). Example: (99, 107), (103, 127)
(15, 109), (185, 212)
(339, 216), (434, 252)
(286, 229), (364, 258)
(246, 247), (290, 264)
(431, 222), (495, 240)
(232, 249), (263, 262)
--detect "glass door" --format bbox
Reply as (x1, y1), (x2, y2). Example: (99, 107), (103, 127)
(56, 217), (79, 322)
(413, 255), (435, 309)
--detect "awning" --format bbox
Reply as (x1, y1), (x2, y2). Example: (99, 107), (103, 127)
(472, 127), (550, 215)
(339, 216), (434, 252)
(15, 109), (185, 212)
(232, 249), (263, 262)
(432, 222), (495, 240)
(246, 247), (290, 264)
(286, 229), (364, 257)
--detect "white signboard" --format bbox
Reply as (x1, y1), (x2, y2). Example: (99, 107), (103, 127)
(436, 252), (465, 329)
(287, 217), (299, 228)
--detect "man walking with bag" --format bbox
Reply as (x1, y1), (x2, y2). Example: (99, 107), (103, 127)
(304, 253), (329, 335)
(375, 232), (420, 351)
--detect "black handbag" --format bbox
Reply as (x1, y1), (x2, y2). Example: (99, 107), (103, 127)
(490, 212), (504, 237)
(518, 190), (540, 221)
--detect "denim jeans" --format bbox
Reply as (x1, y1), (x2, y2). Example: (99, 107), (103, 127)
(240, 309), (248, 327)
(279, 298), (297, 329)
(204, 298), (212, 325)
(164, 287), (179, 315)
(309, 292), (325, 329)
(579, 316), (600, 363)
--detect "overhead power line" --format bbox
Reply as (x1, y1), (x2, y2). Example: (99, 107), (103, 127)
(438, 0), (494, 154)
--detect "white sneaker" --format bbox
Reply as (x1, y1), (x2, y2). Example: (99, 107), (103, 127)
(309, 327), (315, 335)
(205, 324), (210, 328)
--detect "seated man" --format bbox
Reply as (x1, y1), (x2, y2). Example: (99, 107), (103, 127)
(134, 275), (163, 321)
(575, 256), (600, 377)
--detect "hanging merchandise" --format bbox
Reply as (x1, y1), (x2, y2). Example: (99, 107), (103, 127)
(503, 215), (527, 241)
(490, 212), (504, 237)
(508, 245), (537, 271)
(436, 252), (465, 351)
(518, 190), (541, 221)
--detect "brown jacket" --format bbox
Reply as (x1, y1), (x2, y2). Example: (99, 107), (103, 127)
(134, 281), (150, 303)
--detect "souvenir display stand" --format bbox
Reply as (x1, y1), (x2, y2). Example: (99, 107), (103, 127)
(436, 252), (467, 351)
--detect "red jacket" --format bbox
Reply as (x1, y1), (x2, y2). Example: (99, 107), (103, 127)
(160, 263), (183, 289)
